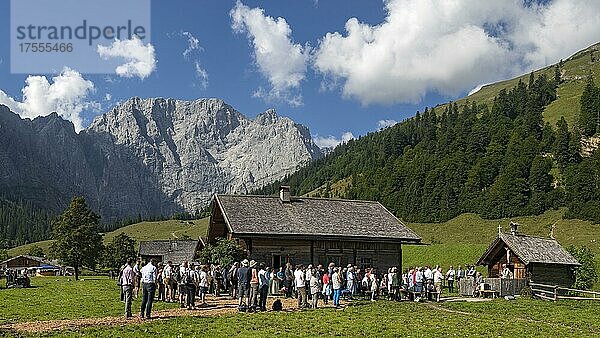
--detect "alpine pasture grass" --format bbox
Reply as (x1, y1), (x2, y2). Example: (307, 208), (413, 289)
(39, 299), (600, 337)
(0, 276), (177, 324)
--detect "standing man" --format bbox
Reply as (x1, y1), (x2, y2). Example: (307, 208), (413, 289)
(294, 264), (307, 309)
(132, 258), (142, 299)
(258, 264), (269, 311)
(140, 259), (158, 319)
(446, 266), (456, 293)
(237, 259), (250, 310)
(284, 263), (294, 298)
(120, 258), (134, 318)
(179, 261), (189, 308)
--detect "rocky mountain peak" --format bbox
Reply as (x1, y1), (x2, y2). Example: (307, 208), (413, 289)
(255, 108), (278, 125)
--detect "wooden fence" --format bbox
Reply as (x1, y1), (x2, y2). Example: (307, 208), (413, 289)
(530, 282), (600, 301)
(485, 278), (527, 297)
(458, 278), (527, 297)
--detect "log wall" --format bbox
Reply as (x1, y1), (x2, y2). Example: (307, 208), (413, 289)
(245, 238), (403, 272)
(529, 263), (575, 287)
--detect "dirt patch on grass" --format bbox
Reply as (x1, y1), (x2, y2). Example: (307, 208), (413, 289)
(1, 296), (337, 333)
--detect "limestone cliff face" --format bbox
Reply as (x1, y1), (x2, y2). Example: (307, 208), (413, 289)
(0, 98), (321, 221)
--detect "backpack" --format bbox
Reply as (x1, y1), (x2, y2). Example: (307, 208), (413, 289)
(116, 268), (124, 286)
(272, 299), (283, 311)
(183, 270), (193, 285)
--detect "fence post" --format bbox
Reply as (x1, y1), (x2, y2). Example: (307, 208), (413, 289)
(554, 285), (558, 302)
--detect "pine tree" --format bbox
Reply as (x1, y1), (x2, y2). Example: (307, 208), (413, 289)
(555, 117), (571, 169)
(579, 75), (599, 136)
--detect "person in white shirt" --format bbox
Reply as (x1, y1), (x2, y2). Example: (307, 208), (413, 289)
(331, 268), (342, 308)
(433, 267), (444, 301)
(163, 261), (172, 302)
(294, 265), (307, 309)
(446, 266), (456, 293)
(501, 264), (514, 279)
(346, 266), (355, 298)
(139, 259), (158, 319)
(199, 265), (209, 306)
(120, 258), (135, 318)
(424, 266), (433, 282)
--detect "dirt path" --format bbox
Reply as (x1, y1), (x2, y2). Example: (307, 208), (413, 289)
(0, 297), (327, 334)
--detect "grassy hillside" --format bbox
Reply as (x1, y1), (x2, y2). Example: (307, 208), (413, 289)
(440, 42), (600, 129)
(7, 217), (209, 257)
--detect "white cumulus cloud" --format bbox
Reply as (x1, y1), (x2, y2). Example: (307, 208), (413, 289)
(97, 36), (157, 80)
(0, 67), (95, 132)
(377, 119), (398, 129)
(313, 131), (355, 149)
(231, 1), (309, 106)
(313, 0), (600, 105)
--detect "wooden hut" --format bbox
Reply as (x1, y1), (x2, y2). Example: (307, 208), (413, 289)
(1, 255), (58, 271)
(477, 223), (580, 290)
(208, 186), (422, 272)
(138, 240), (200, 265)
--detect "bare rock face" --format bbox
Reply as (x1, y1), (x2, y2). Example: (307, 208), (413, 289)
(87, 97), (322, 218)
(0, 98), (322, 222)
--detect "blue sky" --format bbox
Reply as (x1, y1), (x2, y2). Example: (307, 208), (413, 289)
(0, 0), (598, 147)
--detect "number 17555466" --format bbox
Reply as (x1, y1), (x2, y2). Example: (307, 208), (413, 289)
(19, 42), (73, 53)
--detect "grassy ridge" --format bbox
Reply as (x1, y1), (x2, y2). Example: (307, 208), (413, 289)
(437, 42), (600, 129)
(7, 218), (209, 257)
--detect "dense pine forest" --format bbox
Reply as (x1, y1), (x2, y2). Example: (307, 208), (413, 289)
(0, 197), (54, 248)
(259, 70), (600, 224)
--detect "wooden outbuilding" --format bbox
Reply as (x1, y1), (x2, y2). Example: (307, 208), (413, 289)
(477, 223), (580, 288)
(1, 255), (58, 271)
(138, 240), (200, 265)
(208, 186), (422, 272)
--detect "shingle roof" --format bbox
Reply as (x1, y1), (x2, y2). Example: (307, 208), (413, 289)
(0, 255), (56, 267)
(477, 233), (580, 266)
(213, 195), (421, 242)
(138, 240), (199, 264)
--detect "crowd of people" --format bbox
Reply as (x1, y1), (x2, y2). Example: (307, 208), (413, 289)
(116, 258), (487, 318)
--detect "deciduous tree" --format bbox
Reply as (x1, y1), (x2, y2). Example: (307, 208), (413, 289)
(50, 197), (104, 280)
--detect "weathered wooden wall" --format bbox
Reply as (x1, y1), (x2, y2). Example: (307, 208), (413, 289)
(529, 263), (575, 287)
(245, 238), (402, 272)
(2, 256), (42, 269)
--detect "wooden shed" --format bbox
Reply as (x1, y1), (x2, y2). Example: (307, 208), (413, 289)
(477, 224), (580, 287)
(0, 255), (58, 271)
(208, 186), (422, 272)
(138, 240), (200, 265)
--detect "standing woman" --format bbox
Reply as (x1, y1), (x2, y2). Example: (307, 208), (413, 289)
(310, 268), (321, 309)
(270, 267), (279, 295)
(321, 270), (331, 305)
(369, 270), (378, 301)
